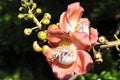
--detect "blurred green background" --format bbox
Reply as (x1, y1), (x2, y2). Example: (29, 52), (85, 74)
(0, 0), (120, 80)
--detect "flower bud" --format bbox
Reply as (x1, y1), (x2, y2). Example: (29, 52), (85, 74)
(19, 7), (23, 11)
(44, 13), (51, 19)
(48, 24), (59, 29)
(24, 28), (32, 35)
(27, 13), (34, 19)
(42, 45), (49, 54)
(36, 8), (42, 14)
(33, 41), (42, 52)
(32, 3), (37, 9)
(94, 52), (103, 63)
(18, 14), (24, 19)
(98, 36), (107, 44)
(25, 2), (31, 6)
(37, 31), (47, 41)
(42, 18), (50, 25)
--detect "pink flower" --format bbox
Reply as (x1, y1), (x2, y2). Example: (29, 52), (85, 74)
(47, 2), (98, 50)
(42, 2), (98, 80)
(43, 41), (93, 80)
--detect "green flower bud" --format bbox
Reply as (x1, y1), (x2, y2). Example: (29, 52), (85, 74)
(19, 7), (23, 11)
(32, 3), (37, 9)
(27, 13), (34, 19)
(18, 14), (24, 19)
(25, 2), (31, 6)
(44, 13), (51, 19)
(48, 24), (59, 29)
(24, 28), (32, 35)
(37, 31), (47, 41)
(36, 8), (42, 14)
(42, 18), (50, 25)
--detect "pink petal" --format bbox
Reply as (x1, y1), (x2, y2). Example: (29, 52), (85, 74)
(47, 28), (64, 46)
(47, 28), (71, 46)
(70, 32), (91, 50)
(74, 50), (93, 74)
(59, 2), (84, 32)
(51, 60), (76, 80)
(59, 12), (71, 32)
(89, 27), (98, 45)
(66, 2), (84, 27)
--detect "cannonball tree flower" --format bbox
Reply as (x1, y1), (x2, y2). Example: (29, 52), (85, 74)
(42, 2), (98, 80)
(42, 40), (93, 80)
(47, 2), (98, 50)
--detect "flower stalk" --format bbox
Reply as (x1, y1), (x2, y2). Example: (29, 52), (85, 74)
(98, 40), (120, 49)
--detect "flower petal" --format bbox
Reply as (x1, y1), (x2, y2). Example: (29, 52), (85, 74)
(59, 2), (84, 32)
(47, 28), (71, 46)
(70, 32), (91, 50)
(89, 27), (98, 45)
(66, 2), (84, 27)
(51, 60), (75, 80)
(74, 50), (93, 74)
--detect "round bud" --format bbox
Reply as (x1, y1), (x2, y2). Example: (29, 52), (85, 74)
(27, 13), (34, 19)
(18, 14), (24, 19)
(42, 45), (49, 54)
(94, 52), (103, 63)
(44, 13), (51, 19)
(32, 3), (37, 9)
(33, 41), (42, 52)
(36, 8), (42, 14)
(19, 7), (23, 11)
(48, 24), (59, 29)
(98, 36), (107, 44)
(94, 52), (102, 59)
(37, 31), (47, 41)
(24, 28), (32, 35)
(42, 18), (50, 25)
(25, 2), (31, 6)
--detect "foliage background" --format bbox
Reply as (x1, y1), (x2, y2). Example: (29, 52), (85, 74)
(0, 0), (120, 80)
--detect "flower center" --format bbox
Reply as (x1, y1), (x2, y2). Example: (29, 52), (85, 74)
(74, 18), (90, 34)
(52, 41), (77, 65)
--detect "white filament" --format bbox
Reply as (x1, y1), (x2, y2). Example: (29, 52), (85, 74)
(52, 43), (77, 65)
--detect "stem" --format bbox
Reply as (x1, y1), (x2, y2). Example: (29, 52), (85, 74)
(33, 16), (42, 29)
(31, 26), (38, 30)
(98, 40), (120, 49)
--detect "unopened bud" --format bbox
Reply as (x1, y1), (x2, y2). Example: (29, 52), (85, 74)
(24, 28), (32, 35)
(94, 52), (103, 63)
(44, 13), (51, 19)
(42, 45), (49, 54)
(32, 3), (37, 9)
(36, 8), (42, 14)
(27, 13), (34, 19)
(37, 31), (47, 41)
(48, 24), (59, 29)
(42, 18), (50, 25)
(33, 41), (42, 52)
(98, 36), (107, 44)
(18, 14), (24, 19)
(19, 7), (23, 11)
(25, 2), (31, 6)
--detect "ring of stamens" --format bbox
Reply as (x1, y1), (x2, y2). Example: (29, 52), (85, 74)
(51, 41), (77, 65)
